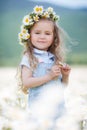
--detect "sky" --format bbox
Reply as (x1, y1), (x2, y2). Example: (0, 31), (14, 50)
(29, 0), (87, 9)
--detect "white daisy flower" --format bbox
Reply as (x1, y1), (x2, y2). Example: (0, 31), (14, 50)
(47, 7), (53, 13)
(33, 15), (39, 22)
(18, 33), (23, 40)
(43, 12), (50, 18)
(23, 33), (30, 40)
(18, 32), (30, 41)
(23, 15), (32, 26)
(54, 15), (60, 21)
(34, 6), (43, 14)
(21, 28), (28, 34)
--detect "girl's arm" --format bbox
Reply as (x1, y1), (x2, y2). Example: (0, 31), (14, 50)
(21, 65), (61, 89)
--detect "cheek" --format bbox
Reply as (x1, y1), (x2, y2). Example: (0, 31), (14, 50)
(49, 35), (54, 43)
(30, 34), (35, 43)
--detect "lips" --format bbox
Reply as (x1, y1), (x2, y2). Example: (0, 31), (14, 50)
(38, 41), (46, 43)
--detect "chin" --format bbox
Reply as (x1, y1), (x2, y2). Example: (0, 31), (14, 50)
(35, 46), (48, 51)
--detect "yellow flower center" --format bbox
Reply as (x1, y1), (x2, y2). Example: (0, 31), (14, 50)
(22, 30), (26, 33)
(25, 18), (29, 23)
(39, 7), (42, 11)
(27, 34), (30, 39)
(20, 33), (23, 37)
(36, 7), (39, 12)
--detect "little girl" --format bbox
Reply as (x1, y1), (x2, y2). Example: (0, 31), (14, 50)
(18, 6), (71, 129)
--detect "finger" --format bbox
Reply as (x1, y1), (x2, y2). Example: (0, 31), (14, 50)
(55, 71), (61, 76)
(62, 64), (71, 69)
(54, 66), (60, 70)
(55, 68), (61, 73)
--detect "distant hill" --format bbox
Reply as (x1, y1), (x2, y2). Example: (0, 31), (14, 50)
(0, 0), (87, 66)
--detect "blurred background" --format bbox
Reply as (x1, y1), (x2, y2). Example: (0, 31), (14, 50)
(0, 0), (87, 66)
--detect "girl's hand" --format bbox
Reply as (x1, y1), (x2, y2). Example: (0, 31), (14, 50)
(48, 65), (61, 79)
(61, 64), (71, 77)
(60, 63), (71, 85)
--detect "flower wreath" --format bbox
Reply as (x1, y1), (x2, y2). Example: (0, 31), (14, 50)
(18, 5), (60, 45)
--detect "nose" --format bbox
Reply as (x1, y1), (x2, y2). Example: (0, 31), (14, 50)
(40, 34), (45, 39)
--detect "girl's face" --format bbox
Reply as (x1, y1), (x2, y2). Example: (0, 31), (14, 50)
(30, 19), (54, 51)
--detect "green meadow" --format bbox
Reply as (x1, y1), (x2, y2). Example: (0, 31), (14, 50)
(0, 1), (87, 66)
